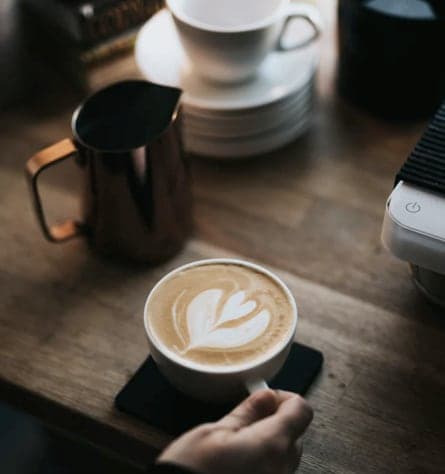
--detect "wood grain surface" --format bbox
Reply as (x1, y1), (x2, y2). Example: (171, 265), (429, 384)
(0, 1), (444, 473)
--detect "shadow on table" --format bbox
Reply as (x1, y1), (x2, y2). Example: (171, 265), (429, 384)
(0, 401), (143, 474)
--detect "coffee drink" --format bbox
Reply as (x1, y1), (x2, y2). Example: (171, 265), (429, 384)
(145, 263), (295, 369)
(143, 259), (298, 401)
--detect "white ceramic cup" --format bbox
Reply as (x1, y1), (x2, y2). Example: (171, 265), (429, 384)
(143, 258), (298, 402)
(166, 0), (323, 84)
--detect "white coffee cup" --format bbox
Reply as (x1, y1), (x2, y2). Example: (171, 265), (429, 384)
(143, 258), (298, 402)
(166, 0), (323, 84)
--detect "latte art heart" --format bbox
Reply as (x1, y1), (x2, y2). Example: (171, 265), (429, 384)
(180, 289), (270, 352)
(146, 263), (294, 368)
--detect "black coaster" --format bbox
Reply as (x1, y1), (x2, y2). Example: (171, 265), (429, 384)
(115, 343), (323, 436)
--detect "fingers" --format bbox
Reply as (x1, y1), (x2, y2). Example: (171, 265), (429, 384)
(249, 394), (313, 443)
(217, 389), (278, 431)
(274, 389), (299, 403)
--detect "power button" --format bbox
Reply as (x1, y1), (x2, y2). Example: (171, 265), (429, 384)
(405, 202), (421, 213)
(388, 182), (445, 242)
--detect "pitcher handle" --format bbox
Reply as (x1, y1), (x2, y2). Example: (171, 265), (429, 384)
(25, 138), (83, 242)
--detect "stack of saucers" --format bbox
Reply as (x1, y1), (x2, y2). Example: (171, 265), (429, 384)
(136, 9), (320, 159)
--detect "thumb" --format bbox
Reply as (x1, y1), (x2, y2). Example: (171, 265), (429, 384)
(248, 394), (313, 443)
(217, 389), (278, 431)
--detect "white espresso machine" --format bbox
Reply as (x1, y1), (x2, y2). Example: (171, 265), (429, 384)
(382, 102), (445, 308)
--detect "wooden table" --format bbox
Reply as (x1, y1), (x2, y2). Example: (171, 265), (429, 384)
(1, 1), (444, 472)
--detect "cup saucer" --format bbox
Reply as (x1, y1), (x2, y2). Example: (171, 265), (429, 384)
(184, 115), (311, 159)
(135, 9), (320, 112)
(183, 86), (313, 138)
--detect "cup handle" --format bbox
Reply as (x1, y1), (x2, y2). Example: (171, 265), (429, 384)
(25, 138), (84, 243)
(276, 3), (323, 51)
(245, 379), (269, 394)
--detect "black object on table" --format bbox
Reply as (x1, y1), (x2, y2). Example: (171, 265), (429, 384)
(337, 0), (445, 119)
(396, 101), (445, 194)
(116, 342), (323, 436)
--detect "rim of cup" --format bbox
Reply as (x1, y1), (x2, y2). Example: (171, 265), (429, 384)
(166, 0), (289, 34)
(143, 258), (298, 374)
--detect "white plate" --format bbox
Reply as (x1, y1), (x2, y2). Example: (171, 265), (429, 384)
(184, 92), (313, 138)
(135, 9), (320, 112)
(184, 115), (311, 159)
(184, 77), (313, 125)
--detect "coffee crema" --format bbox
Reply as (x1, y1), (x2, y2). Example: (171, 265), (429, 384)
(146, 263), (295, 368)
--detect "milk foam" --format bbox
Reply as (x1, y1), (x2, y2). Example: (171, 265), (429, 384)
(147, 263), (294, 368)
(181, 289), (270, 352)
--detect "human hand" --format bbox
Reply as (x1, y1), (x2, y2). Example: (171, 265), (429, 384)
(158, 390), (313, 474)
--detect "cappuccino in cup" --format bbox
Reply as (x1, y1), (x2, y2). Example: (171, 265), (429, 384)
(144, 259), (297, 401)
(146, 262), (294, 369)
